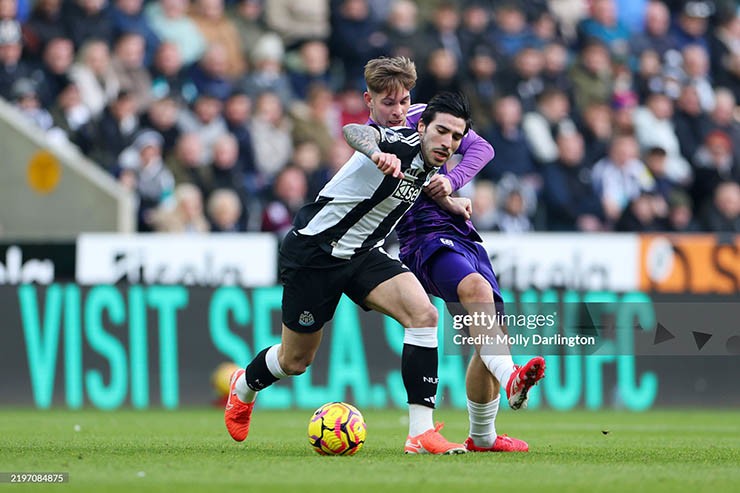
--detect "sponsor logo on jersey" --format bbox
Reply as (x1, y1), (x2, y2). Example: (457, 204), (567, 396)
(393, 180), (423, 203)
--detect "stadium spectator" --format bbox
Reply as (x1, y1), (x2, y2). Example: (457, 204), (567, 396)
(413, 48), (462, 104)
(22, 0), (66, 61)
(111, 32), (152, 112)
(643, 146), (680, 202)
(708, 13), (740, 96)
(456, 1), (492, 60)
(480, 95), (535, 183)
(151, 182), (210, 233)
(118, 129), (175, 231)
(230, 0), (267, 62)
(592, 133), (655, 223)
(633, 49), (665, 102)
(191, 0), (245, 78)
(700, 180), (740, 232)
(286, 39), (333, 101)
(522, 88), (577, 165)
(570, 39), (614, 116)
(577, 0), (630, 58)
(532, 10), (561, 45)
(289, 140), (330, 200)
(499, 45), (545, 112)
(240, 32), (294, 108)
(329, 0), (387, 90)
(209, 133), (250, 228)
(62, 0), (114, 49)
(489, 2), (539, 61)
(672, 83), (713, 162)
(248, 90), (293, 181)
(139, 95), (181, 155)
(541, 41), (572, 95)
(630, 0), (674, 59)
(264, 0), (329, 49)
(37, 36), (74, 107)
(670, 0), (713, 52)
(145, 0), (206, 66)
(167, 132), (208, 188)
(291, 83), (340, 162)
(611, 91), (638, 134)
(666, 189), (701, 231)
(579, 99), (612, 164)
(90, 90), (140, 171)
(470, 179), (498, 232)
(542, 130), (605, 231)
(109, 0), (161, 66)
(149, 41), (197, 104)
(460, 43), (499, 131)
(207, 188), (243, 232)
(381, 0), (426, 61)
(681, 44), (715, 111)
(177, 92), (228, 163)
(615, 190), (669, 231)
(260, 165), (309, 238)
(49, 78), (94, 150)
(68, 40), (121, 118)
(10, 77), (66, 144)
(633, 90), (692, 183)
(222, 90), (258, 183)
(493, 180), (533, 233)
(189, 43), (235, 102)
(547, 0), (589, 43)
(335, 84), (368, 127)
(690, 129), (739, 209)
(0, 20), (35, 100)
(708, 87), (740, 159)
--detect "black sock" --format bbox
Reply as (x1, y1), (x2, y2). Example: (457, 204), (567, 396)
(245, 347), (279, 391)
(402, 344), (438, 408)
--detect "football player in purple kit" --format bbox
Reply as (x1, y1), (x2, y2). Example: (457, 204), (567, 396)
(363, 57), (546, 452)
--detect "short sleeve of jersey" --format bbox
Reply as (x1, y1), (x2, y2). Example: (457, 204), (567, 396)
(371, 124), (420, 161)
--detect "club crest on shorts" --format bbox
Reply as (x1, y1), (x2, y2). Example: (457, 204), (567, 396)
(299, 311), (315, 327)
(441, 238), (454, 247)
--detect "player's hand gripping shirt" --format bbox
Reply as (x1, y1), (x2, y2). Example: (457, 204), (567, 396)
(292, 126), (438, 259)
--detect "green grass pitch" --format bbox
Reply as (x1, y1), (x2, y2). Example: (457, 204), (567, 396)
(1, 408), (739, 492)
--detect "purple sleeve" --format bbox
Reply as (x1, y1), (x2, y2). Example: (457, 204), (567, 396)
(445, 128), (494, 191)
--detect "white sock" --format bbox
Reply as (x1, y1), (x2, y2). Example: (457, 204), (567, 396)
(234, 372), (254, 403)
(236, 344), (287, 403)
(266, 344), (288, 379)
(408, 404), (434, 436)
(480, 354), (515, 391)
(467, 397), (499, 448)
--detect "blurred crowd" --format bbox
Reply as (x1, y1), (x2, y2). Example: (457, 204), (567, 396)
(0, 0), (739, 235)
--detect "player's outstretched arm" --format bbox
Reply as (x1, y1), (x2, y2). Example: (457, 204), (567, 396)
(343, 124), (404, 179)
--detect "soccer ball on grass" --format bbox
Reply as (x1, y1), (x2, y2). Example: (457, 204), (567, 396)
(308, 402), (367, 455)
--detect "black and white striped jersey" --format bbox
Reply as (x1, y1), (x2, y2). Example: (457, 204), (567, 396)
(292, 125), (438, 259)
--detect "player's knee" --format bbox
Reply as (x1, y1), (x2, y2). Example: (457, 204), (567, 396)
(281, 355), (314, 376)
(457, 277), (493, 304)
(408, 301), (438, 328)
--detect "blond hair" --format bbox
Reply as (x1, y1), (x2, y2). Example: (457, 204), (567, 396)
(364, 57), (417, 94)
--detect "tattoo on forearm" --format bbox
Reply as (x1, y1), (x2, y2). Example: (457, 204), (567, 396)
(343, 124), (381, 158)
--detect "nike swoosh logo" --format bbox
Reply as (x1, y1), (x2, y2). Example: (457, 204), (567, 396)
(405, 440), (423, 453)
